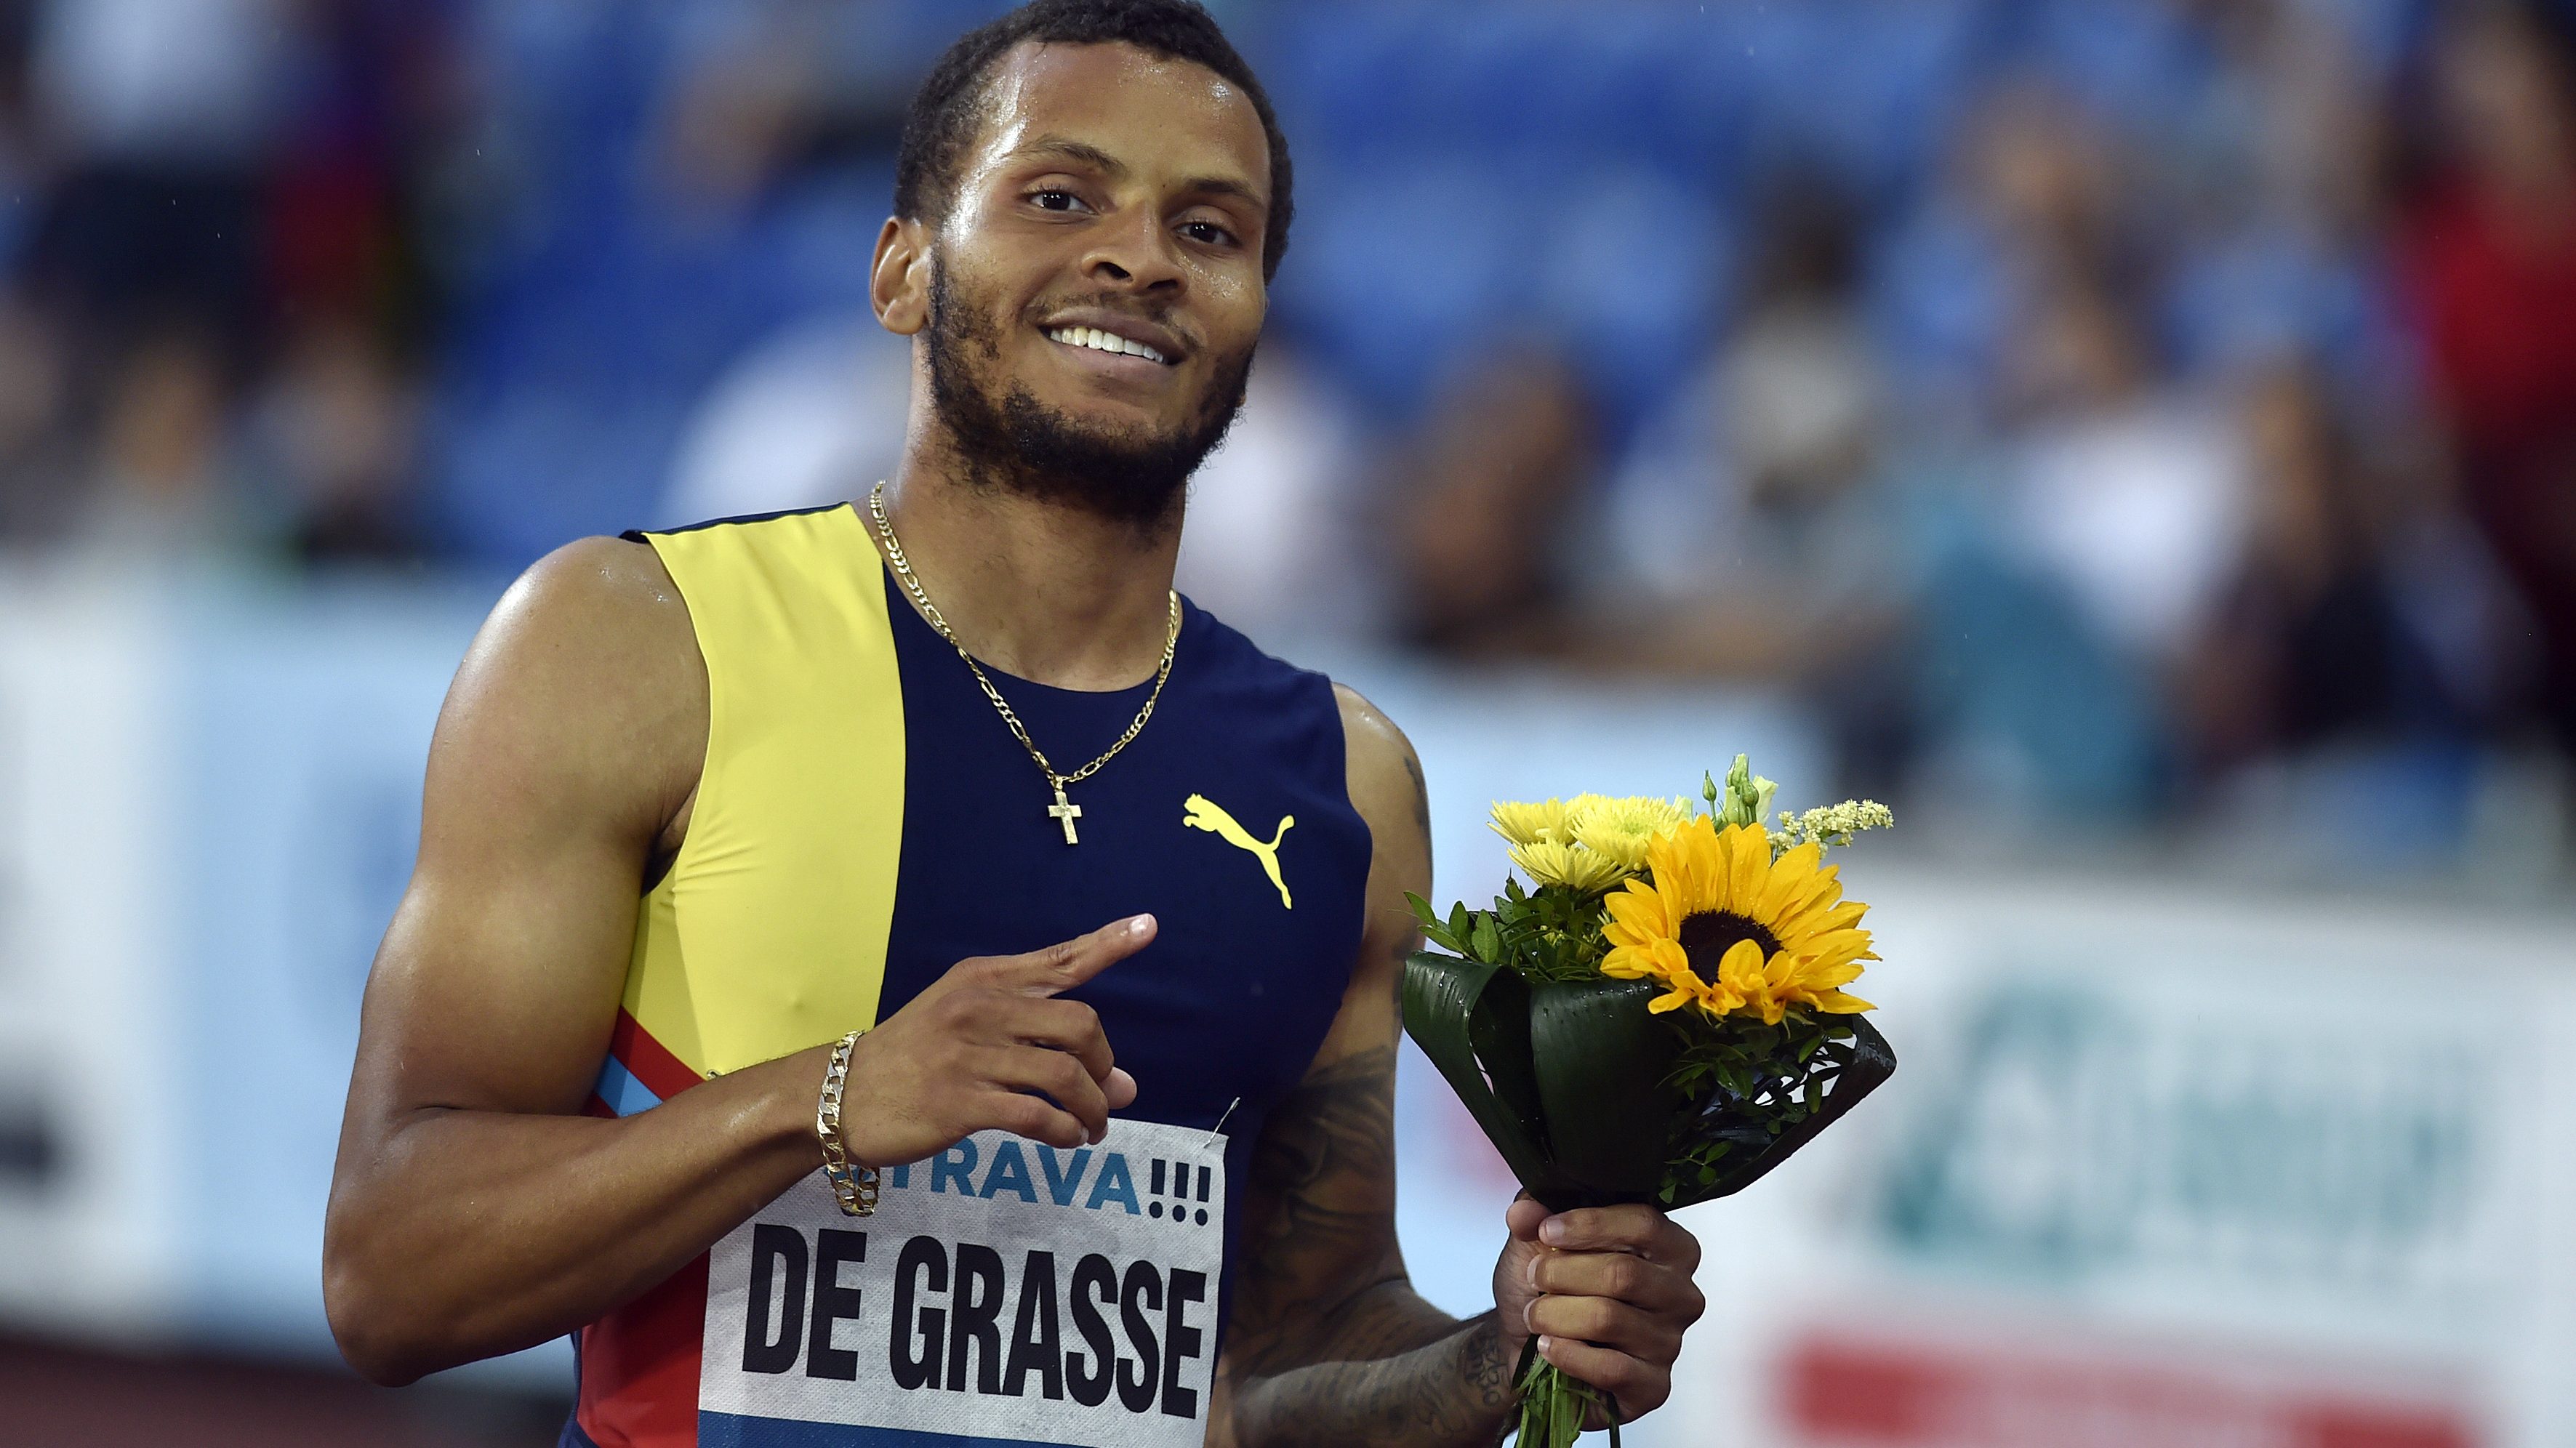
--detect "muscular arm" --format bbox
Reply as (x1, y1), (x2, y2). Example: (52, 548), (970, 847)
(1216, 688), (1515, 1447)
(323, 538), (834, 1385)
(327, 538), (1147, 1388)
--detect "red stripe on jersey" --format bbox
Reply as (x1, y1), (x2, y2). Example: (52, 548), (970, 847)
(576, 1252), (709, 1448)
(610, 1010), (703, 1103)
(577, 1016), (707, 1442)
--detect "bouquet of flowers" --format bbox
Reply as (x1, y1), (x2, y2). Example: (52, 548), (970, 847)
(1404, 757), (1898, 1447)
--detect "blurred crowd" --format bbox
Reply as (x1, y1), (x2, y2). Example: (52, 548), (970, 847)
(0, 0), (457, 560)
(0, 0), (2572, 843)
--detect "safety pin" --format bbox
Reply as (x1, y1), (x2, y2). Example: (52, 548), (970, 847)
(1203, 1096), (1241, 1151)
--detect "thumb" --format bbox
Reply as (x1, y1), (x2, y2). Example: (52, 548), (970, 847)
(1007, 914), (1157, 996)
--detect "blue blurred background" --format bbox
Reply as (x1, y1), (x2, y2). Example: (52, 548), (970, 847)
(2, 1), (2575, 1444)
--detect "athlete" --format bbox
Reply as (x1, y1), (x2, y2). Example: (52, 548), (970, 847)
(324, 4), (1707, 1444)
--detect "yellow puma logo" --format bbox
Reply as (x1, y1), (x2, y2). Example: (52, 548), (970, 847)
(1182, 793), (1294, 909)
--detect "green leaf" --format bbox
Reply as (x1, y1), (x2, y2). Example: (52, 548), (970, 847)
(1527, 977), (1681, 1203)
(1401, 951), (1569, 1201)
(1411, 898), (1468, 956)
(1662, 1014), (1900, 1208)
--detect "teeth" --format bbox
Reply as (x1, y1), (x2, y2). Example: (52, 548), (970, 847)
(1048, 326), (1168, 365)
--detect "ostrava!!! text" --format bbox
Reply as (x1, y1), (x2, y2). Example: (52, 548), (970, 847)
(740, 1226), (1208, 1420)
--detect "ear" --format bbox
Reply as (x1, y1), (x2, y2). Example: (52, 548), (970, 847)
(871, 216), (931, 337)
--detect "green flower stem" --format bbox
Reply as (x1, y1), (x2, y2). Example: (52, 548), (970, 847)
(1512, 1338), (1620, 1448)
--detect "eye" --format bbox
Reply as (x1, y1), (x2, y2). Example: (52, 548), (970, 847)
(1181, 220), (1238, 247)
(1030, 189), (1088, 214)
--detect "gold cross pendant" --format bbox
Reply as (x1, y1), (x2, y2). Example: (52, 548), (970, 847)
(1047, 786), (1083, 845)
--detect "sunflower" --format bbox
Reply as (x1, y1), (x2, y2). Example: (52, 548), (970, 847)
(1508, 838), (1633, 893)
(1601, 817), (1877, 1023)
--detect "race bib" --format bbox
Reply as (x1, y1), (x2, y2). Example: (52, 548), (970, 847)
(699, 1119), (1229, 1447)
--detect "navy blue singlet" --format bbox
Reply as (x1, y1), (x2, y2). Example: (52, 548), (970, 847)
(569, 504), (1371, 1447)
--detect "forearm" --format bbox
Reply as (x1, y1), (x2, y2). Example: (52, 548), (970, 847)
(324, 1043), (828, 1384)
(1229, 1299), (1514, 1448)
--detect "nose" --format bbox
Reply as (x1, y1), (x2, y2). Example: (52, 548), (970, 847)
(1082, 204), (1184, 294)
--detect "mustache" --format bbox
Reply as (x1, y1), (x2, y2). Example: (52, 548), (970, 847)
(923, 261), (1253, 531)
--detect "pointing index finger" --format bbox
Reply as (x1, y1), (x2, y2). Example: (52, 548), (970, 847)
(1014, 914), (1157, 997)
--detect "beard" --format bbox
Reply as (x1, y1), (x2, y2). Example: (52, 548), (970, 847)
(923, 262), (1253, 529)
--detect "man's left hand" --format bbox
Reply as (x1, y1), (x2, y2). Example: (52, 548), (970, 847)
(1491, 1194), (1707, 1425)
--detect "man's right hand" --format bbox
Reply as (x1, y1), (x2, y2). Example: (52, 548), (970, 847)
(836, 914), (1155, 1166)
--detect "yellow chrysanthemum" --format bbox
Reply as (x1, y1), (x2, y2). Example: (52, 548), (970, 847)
(1489, 797), (1577, 848)
(1566, 795), (1694, 871)
(1600, 816), (1877, 1024)
(1507, 838), (1633, 893)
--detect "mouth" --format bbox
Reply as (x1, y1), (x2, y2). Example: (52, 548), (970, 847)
(1040, 317), (1184, 369)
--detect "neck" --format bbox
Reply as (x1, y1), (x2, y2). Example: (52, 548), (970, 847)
(871, 435), (1183, 691)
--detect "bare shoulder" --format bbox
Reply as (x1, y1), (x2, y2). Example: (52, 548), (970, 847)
(430, 535), (707, 847)
(1332, 682), (1431, 890)
(1333, 682), (1421, 798)
(472, 534), (697, 685)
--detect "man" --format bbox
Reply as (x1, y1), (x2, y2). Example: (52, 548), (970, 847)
(324, 4), (1706, 1444)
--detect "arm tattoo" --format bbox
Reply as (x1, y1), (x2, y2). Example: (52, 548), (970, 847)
(1224, 1042), (1514, 1446)
(1462, 1316), (1509, 1402)
(1231, 1310), (1515, 1448)
(1233, 1045), (1415, 1367)
(1401, 745), (1432, 845)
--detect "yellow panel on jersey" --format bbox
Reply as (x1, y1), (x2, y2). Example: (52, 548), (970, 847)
(622, 504), (905, 1077)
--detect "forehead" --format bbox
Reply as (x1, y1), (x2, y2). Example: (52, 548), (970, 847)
(965, 40), (1269, 198)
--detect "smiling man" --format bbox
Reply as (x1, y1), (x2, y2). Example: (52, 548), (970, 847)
(323, 4), (1705, 1445)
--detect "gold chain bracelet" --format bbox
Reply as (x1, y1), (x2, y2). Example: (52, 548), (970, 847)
(816, 1029), (879, 1216)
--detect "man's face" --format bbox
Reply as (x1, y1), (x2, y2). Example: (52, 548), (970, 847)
(920, 41), (1272, 525)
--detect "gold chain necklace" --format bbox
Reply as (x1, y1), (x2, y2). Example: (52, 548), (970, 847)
(867, 481), (1179, 845)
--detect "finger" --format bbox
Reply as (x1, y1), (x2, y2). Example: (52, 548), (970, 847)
(1104, 1066), (1138, 1110)
(1524, 1295), (1682, 1364)
(1533, 1335), (1669, 1421)
(1002, 997), (1118, 1085)
(992, 915), (1158, 997)
(1505, 1192), (1549, 1243)
(1528, 1250), (1704, 1319)
(984, 1045), (1112, 1143)
(987, 1090), (1090, 1151)
(1538, 1204), (1701, 1269)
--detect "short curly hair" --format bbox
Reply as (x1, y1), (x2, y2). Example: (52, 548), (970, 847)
(893, 0), (1293, 281)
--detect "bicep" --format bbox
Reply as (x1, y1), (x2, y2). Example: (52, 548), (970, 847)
(342, 541), (704, 1135)
(357, 824), (645, 1123)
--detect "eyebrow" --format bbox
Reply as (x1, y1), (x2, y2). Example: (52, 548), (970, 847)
(1015, 136), (1267, 215)
(1020, 137), (1128, 176)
